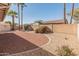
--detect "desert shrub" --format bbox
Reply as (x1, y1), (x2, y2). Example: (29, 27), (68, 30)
(56, 46), (75, 56)
(5, 21), (11, 25)
(35, 26), (52, 33)
(24, 24), (33, 31)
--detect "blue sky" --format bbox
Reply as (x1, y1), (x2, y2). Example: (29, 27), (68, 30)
(4, 3), (79, 24)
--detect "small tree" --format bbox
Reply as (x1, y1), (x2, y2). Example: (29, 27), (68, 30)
(73, 8), (79, 23)
(68, 8), (79, 24)
(24, 24), (33, 31)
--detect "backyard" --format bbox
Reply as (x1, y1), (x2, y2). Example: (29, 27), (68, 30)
(0, 29), (77, 56)
(0, 3), (78, 56)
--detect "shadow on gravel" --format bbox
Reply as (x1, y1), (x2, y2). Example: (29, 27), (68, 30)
(0, 33), (54, 56)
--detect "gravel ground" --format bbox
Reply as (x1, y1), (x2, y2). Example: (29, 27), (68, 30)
(41, 33), (78, 55)
(0, 31), (49, 55)
(0, 31), (77, 56)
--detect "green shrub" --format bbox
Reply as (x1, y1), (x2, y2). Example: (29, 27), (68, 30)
(24, 24), (33, 31)
(35, 26), (52, 33)
(56, 46), (75, 56)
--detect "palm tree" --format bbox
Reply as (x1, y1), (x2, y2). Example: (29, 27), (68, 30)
(70, 3), (74, 24)
(17, 3), (21, 30)
(20, 3), (26, 31)
(7, 10), (17, 30)
(17, 3), (26, 31)
(64, 3), (68, 24)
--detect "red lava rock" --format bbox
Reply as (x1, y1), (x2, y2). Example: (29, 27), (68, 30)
(0, 31), (48, 55)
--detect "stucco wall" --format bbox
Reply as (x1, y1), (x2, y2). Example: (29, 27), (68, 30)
(32, 23), (77, 35)
(39, 24), (77, 35)
(0, 22), (11, 32)
(53, 24), (77, 35)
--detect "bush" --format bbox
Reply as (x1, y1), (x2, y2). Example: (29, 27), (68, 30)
(35, 26), (52, 33)
(24, 24), (33, 31)
(56, 46), (75, 56)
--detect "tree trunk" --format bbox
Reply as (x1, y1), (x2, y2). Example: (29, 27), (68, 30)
(21, 5), (23, 30)
(64, 3), (68, 24)
(12, 16), (15, 30)
(70, 3), (74, 24)
(18, 4), (21, 30)
(21, 5), (24, 31)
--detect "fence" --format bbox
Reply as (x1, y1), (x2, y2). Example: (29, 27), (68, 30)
(39, 24), (77, 35)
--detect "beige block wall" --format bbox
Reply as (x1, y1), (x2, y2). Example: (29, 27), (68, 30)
(53, 24), (77, 35)
(39, 24), (77, 35)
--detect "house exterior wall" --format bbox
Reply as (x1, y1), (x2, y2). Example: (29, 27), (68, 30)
(31, 23), (40, 30)
(0, 22), (11, 32)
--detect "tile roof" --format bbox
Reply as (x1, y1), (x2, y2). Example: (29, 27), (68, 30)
(41, 19), (65, 24)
